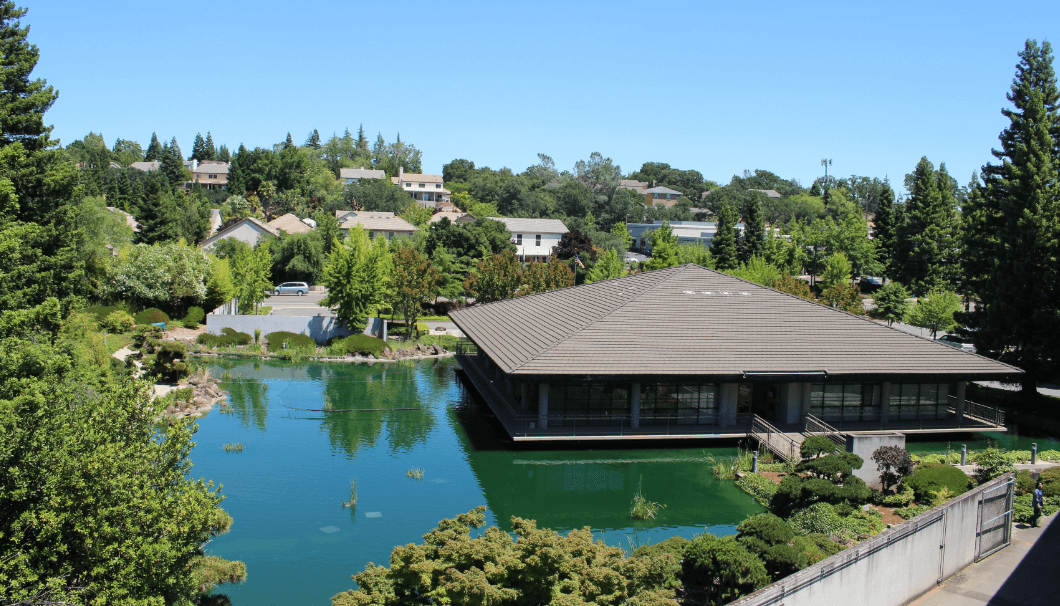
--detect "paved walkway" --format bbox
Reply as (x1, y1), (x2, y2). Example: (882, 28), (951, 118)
(907, 511), (1058, 606)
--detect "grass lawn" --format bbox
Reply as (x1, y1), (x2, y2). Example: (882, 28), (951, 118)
(103, 332), (134, 354)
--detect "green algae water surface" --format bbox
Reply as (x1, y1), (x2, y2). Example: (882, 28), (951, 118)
(191, 358), (761, 605)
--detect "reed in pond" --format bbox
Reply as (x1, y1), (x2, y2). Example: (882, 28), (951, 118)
(629, 477), (665, 520)
(342, 479), (358, 508)
(406, 467), (424, 480)
(223, 442), (244, 453)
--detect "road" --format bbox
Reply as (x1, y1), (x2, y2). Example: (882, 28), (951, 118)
(263, 292), (334, 317)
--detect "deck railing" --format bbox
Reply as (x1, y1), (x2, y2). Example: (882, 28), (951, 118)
(750, 414), (800, 462)
(803, 414), (846, 447)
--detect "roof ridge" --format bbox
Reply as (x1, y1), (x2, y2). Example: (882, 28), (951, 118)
(510, 265), (689, 371)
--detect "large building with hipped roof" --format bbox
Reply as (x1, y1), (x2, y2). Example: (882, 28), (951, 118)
(449, 264), (1020, 442)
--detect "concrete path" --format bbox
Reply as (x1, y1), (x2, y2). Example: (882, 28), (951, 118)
(423, 320), (464, 337)
(907, 511), (1058, 606)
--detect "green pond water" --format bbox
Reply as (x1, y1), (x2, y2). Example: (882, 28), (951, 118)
(191, 358), (762, 606)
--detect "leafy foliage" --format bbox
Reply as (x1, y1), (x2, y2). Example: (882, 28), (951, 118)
(133, 307), (170, 325)
(872, 445), (915, 492)
(464, 250), (521, 304)
(328, 334), (388, 356)
(907, 289), (961, 338)
(100, 309), (135, 333)
(905, 464), (972, 501)
(682, 534), (769, 605)
(871, 281), (911, 325)
(736, 473), (780, 508)
(1014, 493), (1059, 524)
(973, 448), (1017, 485)
(388, 245), (441, 332)
(321, 226), (391, 331)
(265, 331), (317, 352)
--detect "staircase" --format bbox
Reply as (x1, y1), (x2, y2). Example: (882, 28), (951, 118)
(749, 415), (803, 462)
(802, 414), (846, 449)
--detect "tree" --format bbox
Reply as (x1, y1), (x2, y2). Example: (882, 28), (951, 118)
(644, 222), (679, 270)
(229, 241), (274, 314)
(872, 183), (897, 278)
(112, 138), (143, 166)
(0, 3), (56, 151)
(872, 281), (911, 326)
(135, 172), (182, 244)
(712, 200), (739, 270)
(894, 157), (961, 295)
(966, 39), (1060, 399)
(872, 446), (915, 493)
(0, 301), (245, 605)
(284, 132), (294, 149)
(144, 132), (163, 161)
(204, 131), (216, 160)
(314, 210), (342, 255)
(389, 246), (440, 333)
(190, 132), (208, 160)
(610, 221), (632, 249)
(585, 248), (624, 283)
(521, 257), (574, 295)
(819, 281), (864, 315)
(907, 289), (961, 338)
(321, 226), (391, 330)
(464, 250), (521, 304)
(771, 274), (812, 299)
(160, 137), (190, 187)
(443, 158), (476, 183)
(555, 229), (596, 263)
(271, 231), (324, 284)
(820, 252), (852, 290)
(742, 193), (766, 262)
(216, 143), (231, 162)
(305, 129), (321, 148)
(682, 534), (769, 605)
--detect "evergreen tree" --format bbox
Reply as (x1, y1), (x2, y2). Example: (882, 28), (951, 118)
(144, 132), (163, 161)
(967, 39), (1060, 398)
(284, 132), (294, 149)
(743, 193), (765, 261)
(356, 124), (368, 150)
(0, 3), (55, 151)
(135, 172), (181, 244)
(204, 131), (216, 160)
(894, 157), (960, 294)
(190, 132), (207, 160)
(159, 138), (188, 188)
(115, 169), (132, 212)
(167, 136), (182, 161)
(305, 129), (321, 148)
(712, 200), (739, 270)
(872, 183), (897, 278)
(216, 143), (231, 162)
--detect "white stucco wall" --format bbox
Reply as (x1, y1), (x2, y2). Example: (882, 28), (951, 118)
(512, 233), (563, 258)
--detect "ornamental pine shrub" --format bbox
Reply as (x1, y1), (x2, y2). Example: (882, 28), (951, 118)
(152, 341), (189, 381)
(800, 436), (839, 460)
(797, 452), (864, 481)
(265, 331), (317, 353)
(134, 308), (170, 325)
(682, 534), (769, 605)
(905, 464), (971, 502)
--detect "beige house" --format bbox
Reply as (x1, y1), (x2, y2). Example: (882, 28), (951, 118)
(429, 211), (476, 225)
(644, 186), (684, 207)
(267, 213), (314, 234)
(129, 159), (230, 190)
(337, 211), (418, 240)
(199, 217), (279, 251)
(339, 167), (386, 184)
(391, 167), (450, 209)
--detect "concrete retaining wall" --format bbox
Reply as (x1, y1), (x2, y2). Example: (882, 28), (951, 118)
(205, 316), (385, 343)
(728, 473), (1015, 606)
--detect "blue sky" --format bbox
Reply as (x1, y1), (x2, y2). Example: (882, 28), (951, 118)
(27, 1), (1060, 193)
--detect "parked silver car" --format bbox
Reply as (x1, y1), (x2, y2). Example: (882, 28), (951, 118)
(274, 281), (309, 295)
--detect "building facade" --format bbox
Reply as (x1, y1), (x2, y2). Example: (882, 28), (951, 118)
(488, 217), (569, 262)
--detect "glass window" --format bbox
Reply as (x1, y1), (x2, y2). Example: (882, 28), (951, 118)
(535, 235), (542, 246)
(516, 234), (522, 245)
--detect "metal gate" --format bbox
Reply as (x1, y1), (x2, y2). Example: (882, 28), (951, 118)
(975, 478), (1014, 561)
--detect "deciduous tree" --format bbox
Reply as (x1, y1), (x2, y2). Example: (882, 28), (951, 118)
(464, 250), (521, 304)
(389, 245), (441, 333)
(321, 226), (391, 330)
(872, 281), (911, 326)
(907, 289), (961, 338)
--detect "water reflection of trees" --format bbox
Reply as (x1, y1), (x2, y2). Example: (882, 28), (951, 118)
(319, 362), (437, 459)
(212, 360), (270, 431)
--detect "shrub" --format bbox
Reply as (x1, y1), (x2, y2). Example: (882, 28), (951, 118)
(1013, 493), (1059, 524)
(330, 334), (387, 356)
(797, 452), (864, 481)
(873, 484), (915, 507)
(197, 329), (252, 348)
(800, 436), (839, 460)
(264, 331), (317, 353)
(632, 536), (689, 560)
(132, 324), (164, 351)
(629, 536), (687, 590)
(415, 321), (429, 336)
(905, 464), (971, 502)
(134, 308), (170, 325)
(184, 306), (206, 325)
(682, 534), (769, 605)
(152, 341), (189, 382)
(914, 452), (962, 465)
(1039, 449), (1060, 462)
(973, 448), (1016, 485)
(417, 335), (464, 351)
(1041, 467), (1060, 497)
(182, 318), (199, 329)
(86, 305), (122, 324)
(895, 504), (930, 520)
(101, 310), (135, 333)
(736, 474), (779, 508)
(872, 446), (914, 492)
(788, 502), (839, 535)
(736, 514), (794, 550)
(1015, 470), (1036, 496)
(771, 475), (871, 517)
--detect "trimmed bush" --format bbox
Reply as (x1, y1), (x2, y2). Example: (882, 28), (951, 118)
(134, 308), (170, 325)
(682, 534), (769, 604)
(800, 436), (839, 460)
(797, 452), (864, 482)
(1041, 466), (1060, 497)
(101, 310), (135, 333)
(152, 341), (189, 381)
(265, 331), (317, 353)
(330, 334), (387, 356)
(973, 448), (1016, 485)
(1015, 470), (1036, 496)
(86, 305), (122, 324)
(132, 324), (164, 351)
(736, 473), (779, 508)
(184, 306), (206, 325)
(905, 464), (971, 502)
(415, 322), (429, 336)
(197, 329), (252, 348)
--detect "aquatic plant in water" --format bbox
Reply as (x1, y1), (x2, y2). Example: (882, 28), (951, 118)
(629, 478), (665, 520)
(406, 467), (425, 480)
(223, 442), (244, 453)
(342, 479), (358, 508)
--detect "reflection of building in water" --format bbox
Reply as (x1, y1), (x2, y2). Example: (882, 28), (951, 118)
(450, 264), (1020, 444)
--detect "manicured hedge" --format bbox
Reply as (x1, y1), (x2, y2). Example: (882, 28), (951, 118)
(329, 334), (387, 356)
(183, 306), (206, 327)
(1041, 466), (1060, 497)
(265, 331), (317, 353)
(197, 327), (252, 348)
(101, 310), (135, 333)
(905, 464), (971, 502)
(134, 308), (170, 325)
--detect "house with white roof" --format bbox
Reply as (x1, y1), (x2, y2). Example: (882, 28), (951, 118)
(339, 167), (386, 184)
(336, 211), (418, 240)
(488, 217), (569, 262)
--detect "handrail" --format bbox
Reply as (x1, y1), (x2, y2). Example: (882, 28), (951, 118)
(804, 414), (846, 447)
(750, 414), (799, 462)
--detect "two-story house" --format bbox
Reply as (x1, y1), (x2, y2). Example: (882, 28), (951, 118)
(339, 167), (386, 184)
(391, 167), (450, 209)
(489, 217), (569, 263)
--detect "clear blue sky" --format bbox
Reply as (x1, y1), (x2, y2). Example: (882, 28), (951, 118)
(26, 0), (1060, 194)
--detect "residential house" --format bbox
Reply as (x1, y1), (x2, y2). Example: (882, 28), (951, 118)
(617, 179), (648, 194)
(450, 264), (1019, 441)
(429, 211), (476, 225)
(128, 159), (230, 190)
(339, 167), (386, 184)
(627, 220), (745, 251)
(199, 217), (279, 251)
(337, 211), (418, 240)
(644, 186), (684, 208)
(267, 213), (315, 234)
(488, 217), (569, 262)
(391, 167), (450, 209)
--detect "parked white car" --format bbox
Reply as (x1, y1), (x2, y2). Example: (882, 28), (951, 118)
(937, 334), (975, 352)
(274, 282), (309, 296)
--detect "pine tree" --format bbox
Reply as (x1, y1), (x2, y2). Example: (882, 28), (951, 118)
(225, 145), (247, 195)
(356, 124), (368, 150)
(968, 39), (1060, 398)
(0, 3), (55, 152)
(872, 183), (897, 278)
(216, 144), (230, 162)
(305, 129), (321, 149)
(894, 157), (960, 294)
(712, 200), (739, 270)
(160, 139), (188, 189)
(136, 172), (181, 244)
(743, 193), (765, 260)
(204, 132), (216, 160)
(144, 132), (163, 161)
(284, 132), (294, 149)
(190, 132), (206, 160)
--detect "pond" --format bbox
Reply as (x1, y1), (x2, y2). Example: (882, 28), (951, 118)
(190, 358), (762, 606)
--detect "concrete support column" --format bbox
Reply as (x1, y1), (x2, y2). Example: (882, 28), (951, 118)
(956, 381), (966, 425)
(881, 382), (892, 425)
(801, 383), (812, 422)
(538, 383), (549, 429)
(630, 383), (641, 429)
(520, 383), (530, 411)
(720, 383), (738, 426)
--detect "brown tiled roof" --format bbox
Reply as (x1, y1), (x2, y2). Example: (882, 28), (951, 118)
(449, 264), (1022, 380)
(198, 217), (279, 249)
(339, 212), (418, 232)
(267, 213), (313, 234)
